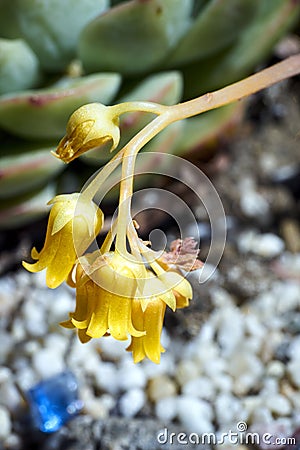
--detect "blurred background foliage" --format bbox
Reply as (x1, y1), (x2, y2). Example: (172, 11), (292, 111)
(0, 0), (299, 228)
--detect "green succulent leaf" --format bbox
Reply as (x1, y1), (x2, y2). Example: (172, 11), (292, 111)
(0, 183), (56, 229)
(10, 0), (109, 72)
(79, 0), (193, 75)
(166, 0), (260, 67)
(0, 38), (41, 95)
(0, 73), (121, 139)
(0, 141), (64, 198)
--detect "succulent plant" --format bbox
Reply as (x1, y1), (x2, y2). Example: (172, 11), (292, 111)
(0, 0), (299, 228)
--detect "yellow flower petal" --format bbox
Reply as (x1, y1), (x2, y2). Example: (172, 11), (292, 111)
(143, 299), (166, 364)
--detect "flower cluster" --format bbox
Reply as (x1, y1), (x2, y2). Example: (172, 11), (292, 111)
(23, 102), (198, 363)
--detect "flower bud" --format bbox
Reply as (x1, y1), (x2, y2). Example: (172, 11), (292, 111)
(53, 103), (120, 163)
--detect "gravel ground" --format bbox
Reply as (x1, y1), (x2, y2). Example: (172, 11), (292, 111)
(0, 71), (299, 450)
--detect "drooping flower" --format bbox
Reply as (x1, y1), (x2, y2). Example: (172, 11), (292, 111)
(53, 103), (120, 163)
(22, 193), (103, 289)
(126, 270), (192, 363)
(61, 251), (147, 342)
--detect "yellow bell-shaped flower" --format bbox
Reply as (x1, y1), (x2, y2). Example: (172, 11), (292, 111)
(61, 252), (146, 342)
(22, 193), (103, 289)
(53, 103), (120, 163)
(127, 270), (192, 364)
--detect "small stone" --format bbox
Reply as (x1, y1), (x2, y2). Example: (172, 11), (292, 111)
(216, 306), (244, 357)
(265, 395), (291, 416)
(118, 361), (147, 391)
(97, 335), (130, 360)
(0, 405), (11, 439)
(288, 335), (300, 361)
(155, 397), (178, 422)
(239, 185), (270, 219)
(81, 388), (115, 420)
(32, 348), (65, 378)
(94, 362), (119, 395)
(47, 289), (75, 323)
(215, 393), (245, 426)
(287, 360), (300, 388)
(238, 231), (284, 258)
(182, 376), (215, 401)
(148, 375), (177, 403)
(175, 359), (200, 386)
(251, 406), (273, 424)
(280, 218), (300, 253)
(119, 388), (146, 418)
(3, 433), (21, 450)
(266, 361), (285, 378)
(23, 300), (47, 337)
(211, 373), (233, 393)
(228, 352), (264, 395)
(177, 396), (213, 434)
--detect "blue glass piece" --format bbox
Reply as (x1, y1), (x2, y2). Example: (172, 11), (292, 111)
(26, 370), (83, 433)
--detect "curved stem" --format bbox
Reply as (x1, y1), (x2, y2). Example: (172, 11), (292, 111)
(110, 101), (167, 116)
(168, 54), (300, 121)
(115, 114), (171, 256)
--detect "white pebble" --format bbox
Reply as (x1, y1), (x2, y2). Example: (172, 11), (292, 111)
(251, 406), (273, 424)
(211, 373), (233, 393)
(266, 360), (285, 378)
(215, 393), (245, 426)
(182, 376), (215, 401)
(265, 395), (291, 416)
(44, 334), (68, 355)
(0, 406), (11, 439)
(94, 362), (119, 395)
(23, 301), (47, 336)
(155, 396), (178, 422)
(288, 336), (300, 361)
(287, 360), (300, 388)
(119, 388), (145, 418)
(240, 189), (269, 218)
(175, 359), (199, 386)
(0, 376), (22, 412)
(3, 433), (21, 450)
(228, 352), (264, 395)
(238, 231), (284, 258)
(97, 336), (130, 360)
(47, 289), (75, 323)
(32, 348), (65, 378)
(81, 388), (115, 419)
(216, 306), (244, 357)
(148, 375), (177, 402)
(177, 396), (213, 434)
(118, 361), (147, 391)
(15, 366), (38, 391)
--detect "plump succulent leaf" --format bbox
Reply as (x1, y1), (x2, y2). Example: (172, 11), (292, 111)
(182, 0), (300, 98)
(0, 141), (64, 198)
(165, 0), (260, 67)
(0, 38), (41, 95)
(79, 0), (193, 75)
(0, 73), (121, 139)
(0, 184), (56, 229)
(8, 0), (109, 72)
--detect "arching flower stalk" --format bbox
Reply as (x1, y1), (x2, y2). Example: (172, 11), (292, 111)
(23, 54), (300, 363)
